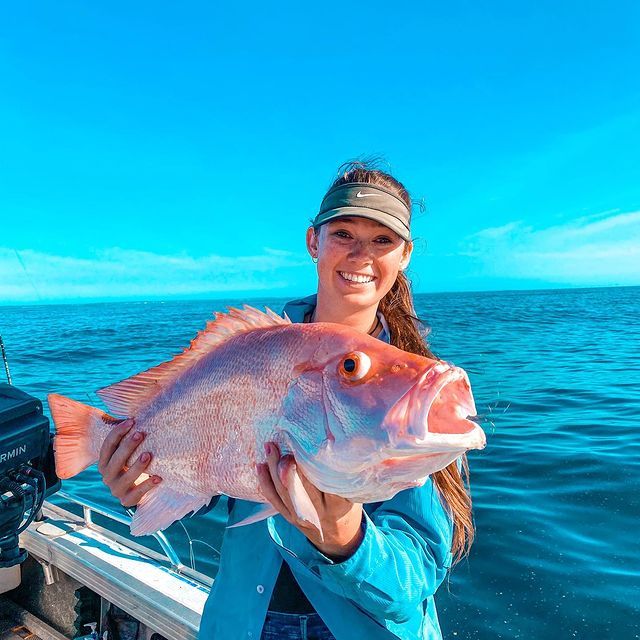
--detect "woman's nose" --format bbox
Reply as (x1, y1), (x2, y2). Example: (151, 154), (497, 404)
(348, 240), (372, 261)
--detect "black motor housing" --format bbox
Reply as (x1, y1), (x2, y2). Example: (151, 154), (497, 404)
(0, 383), (59, 494)
(0, 383), (60, 573)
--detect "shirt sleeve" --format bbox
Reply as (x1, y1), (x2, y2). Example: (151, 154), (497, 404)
(268, 478), (454, 624)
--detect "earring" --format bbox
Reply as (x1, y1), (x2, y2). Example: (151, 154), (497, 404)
(311, 256), (318, 263)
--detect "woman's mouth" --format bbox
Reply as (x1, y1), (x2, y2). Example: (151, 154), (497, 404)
(338, 271), (376, 284)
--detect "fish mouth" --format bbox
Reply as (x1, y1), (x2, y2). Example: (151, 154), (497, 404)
(384, 363), (486, 454)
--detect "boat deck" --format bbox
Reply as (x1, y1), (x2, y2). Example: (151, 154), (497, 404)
(0, 597), (65, 640)
(9, 500), (212, 640)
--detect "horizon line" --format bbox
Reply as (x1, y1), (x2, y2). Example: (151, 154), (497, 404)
(0, 282), (637, 309)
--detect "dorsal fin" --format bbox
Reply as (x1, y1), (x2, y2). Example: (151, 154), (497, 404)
(97, 305), (290, 417)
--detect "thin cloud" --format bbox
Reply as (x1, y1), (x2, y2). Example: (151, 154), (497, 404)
(556, 211), (640, 239)
(469, 221), (523, 241)
(458, 210), (640, 284)
(0, 247), (310, 302)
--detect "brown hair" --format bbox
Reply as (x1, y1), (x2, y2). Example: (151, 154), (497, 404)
(317, 159), (475, 563)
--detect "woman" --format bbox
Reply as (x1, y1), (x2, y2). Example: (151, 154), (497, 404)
(98, 162), (475, 640)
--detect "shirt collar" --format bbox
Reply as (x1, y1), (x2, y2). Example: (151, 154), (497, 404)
(282, 295), (391, 344)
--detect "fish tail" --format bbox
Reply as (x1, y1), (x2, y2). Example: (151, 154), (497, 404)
(48, 393), (108, 479)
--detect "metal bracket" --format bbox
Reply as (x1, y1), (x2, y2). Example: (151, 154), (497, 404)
(32, 555), (60, 585)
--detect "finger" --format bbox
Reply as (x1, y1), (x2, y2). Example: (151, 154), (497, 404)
(120, 474), (163, 508)
(264, 443), (294, 513)
(256, 462), (292, 520)
(98, 418), (134, 475)
(111, 451), (153, 498)
(107, 429), (146, 480)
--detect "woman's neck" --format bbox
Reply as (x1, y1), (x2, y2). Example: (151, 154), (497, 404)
(311, 292), (379, 335)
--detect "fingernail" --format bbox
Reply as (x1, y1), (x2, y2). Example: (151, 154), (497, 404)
(121, 419), (133, 429)
(152, 476), (162, 484)
(132, 432), (143, 442)
(264, 443), (271, 455)
(140, 452), (150, 463)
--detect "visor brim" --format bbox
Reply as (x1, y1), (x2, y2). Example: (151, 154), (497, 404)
(313, 207), (411, 242)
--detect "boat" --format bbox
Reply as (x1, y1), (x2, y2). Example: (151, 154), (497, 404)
(1, 380), (209, 640)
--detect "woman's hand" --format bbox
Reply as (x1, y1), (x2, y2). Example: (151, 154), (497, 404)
(97, 419), (162, 507)
(257, 442), (364, 560)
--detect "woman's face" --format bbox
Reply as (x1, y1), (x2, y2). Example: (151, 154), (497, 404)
(306, 216), (412, 311)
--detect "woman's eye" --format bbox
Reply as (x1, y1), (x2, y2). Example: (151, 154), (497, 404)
(375, 236), (392, 244)
(334, 230), (352, 239)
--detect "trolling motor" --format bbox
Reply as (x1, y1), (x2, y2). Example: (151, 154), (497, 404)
(0, 382), (60, 593)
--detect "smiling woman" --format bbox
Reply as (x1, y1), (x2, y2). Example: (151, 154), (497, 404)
(96, 159), (478, 640)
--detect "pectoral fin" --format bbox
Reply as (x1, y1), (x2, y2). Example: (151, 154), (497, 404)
(278, 457), (324, 542)
(226, 503), (278, 529)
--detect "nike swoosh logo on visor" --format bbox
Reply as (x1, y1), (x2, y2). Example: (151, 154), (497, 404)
(356, 191), (380, 198)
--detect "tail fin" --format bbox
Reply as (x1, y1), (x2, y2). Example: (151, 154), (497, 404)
(48, 393), (104, 479)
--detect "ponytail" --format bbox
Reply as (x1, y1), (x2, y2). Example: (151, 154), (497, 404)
(379, 271), (474, 562)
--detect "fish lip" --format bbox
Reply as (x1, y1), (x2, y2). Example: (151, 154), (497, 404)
(385, 362), (485, 452)
(423, 366), (476, 426)
(416, 364), (449, 427)
(388, 423), (487, 455)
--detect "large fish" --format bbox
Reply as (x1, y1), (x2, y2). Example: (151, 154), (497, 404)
(49, 307), (486, 537)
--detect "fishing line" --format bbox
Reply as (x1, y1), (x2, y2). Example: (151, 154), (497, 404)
(188, 538), (221, 559)
(0, 249), (39, 386)
(176, 518), (221, 572)
(14, 248), (43, 301)
(176, 519), (196, 570)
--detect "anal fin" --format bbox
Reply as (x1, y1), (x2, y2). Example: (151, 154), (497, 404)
(131, 486), (209, 536)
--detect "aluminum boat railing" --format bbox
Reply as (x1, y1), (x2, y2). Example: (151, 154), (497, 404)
(56, 489), (185, 571)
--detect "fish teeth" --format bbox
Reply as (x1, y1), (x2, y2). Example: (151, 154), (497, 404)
(339, 271), (375, 283)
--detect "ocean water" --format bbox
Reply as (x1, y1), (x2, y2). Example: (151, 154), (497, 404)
(0, 287), (638, 639)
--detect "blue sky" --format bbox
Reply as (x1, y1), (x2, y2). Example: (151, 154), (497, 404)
(1, 1), (639, 303)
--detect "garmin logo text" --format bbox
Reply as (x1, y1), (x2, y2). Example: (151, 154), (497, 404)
(0, 445), (27, 463)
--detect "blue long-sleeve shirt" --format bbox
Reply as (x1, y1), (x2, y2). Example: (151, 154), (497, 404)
(198, 296), (454, 640)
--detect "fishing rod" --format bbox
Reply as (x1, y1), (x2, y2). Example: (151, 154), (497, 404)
(0, 334), (12, 385)
(0, 248), (42, 387)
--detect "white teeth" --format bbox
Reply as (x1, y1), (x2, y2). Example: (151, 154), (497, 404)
(339, 271), (375, 283)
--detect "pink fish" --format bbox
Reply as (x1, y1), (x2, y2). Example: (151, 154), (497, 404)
(49, 307), (485, 537)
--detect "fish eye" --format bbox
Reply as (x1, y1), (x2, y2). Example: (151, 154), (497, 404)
(339, 351), (371, 381)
